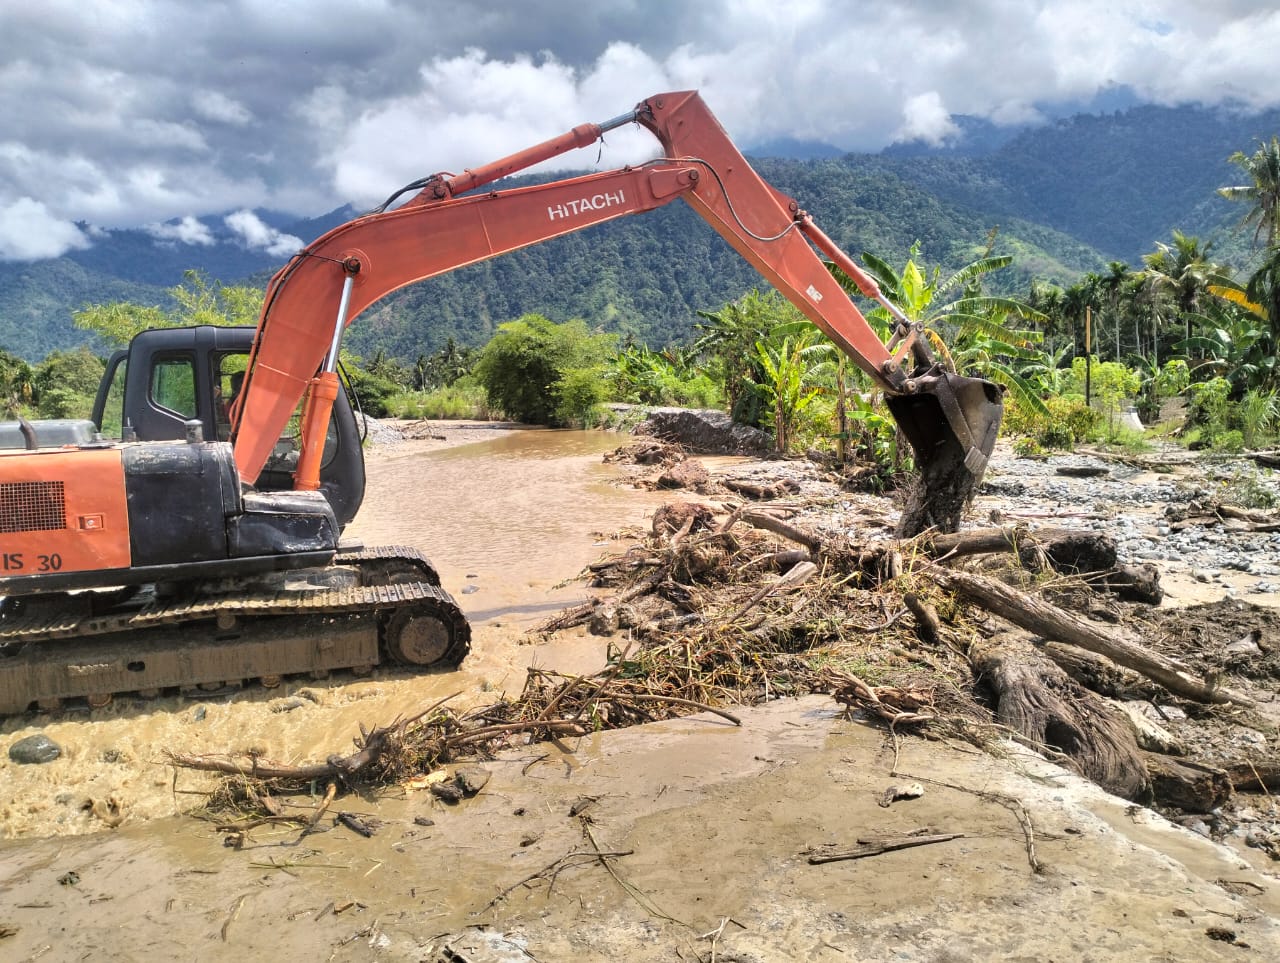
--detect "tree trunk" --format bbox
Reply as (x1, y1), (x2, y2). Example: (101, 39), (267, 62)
(928, 565), (1253, 706)
(970, 632), (1148, 800)
(1143, 752), (1232, 813)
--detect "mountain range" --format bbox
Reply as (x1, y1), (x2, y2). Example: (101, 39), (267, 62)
(3, 102), (1278, 364)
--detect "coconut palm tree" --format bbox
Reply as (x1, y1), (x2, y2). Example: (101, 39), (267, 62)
(1218, 136), (1280, 248)
(1141, 231), (1218, 344)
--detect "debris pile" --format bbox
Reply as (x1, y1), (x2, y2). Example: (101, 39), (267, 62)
(169, 443), (1279, 860)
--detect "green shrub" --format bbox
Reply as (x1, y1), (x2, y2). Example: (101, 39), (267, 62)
(1012, 436), (1045, 457)
(1005, 394), (1096, 450)
(554, 366), (611, 425)
(384, 380), (492, 420)
(1213, 429), (1245, 453)
(474, 314), (616, 425)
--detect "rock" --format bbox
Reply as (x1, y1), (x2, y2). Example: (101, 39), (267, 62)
(656, 459), (709, 491)
(429, 781), (465, 804)
(454, 766), (491, 796)
(9, 733), (61, 764)
(1055, 464), (1110, 478)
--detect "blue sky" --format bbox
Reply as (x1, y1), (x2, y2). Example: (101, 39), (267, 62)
(2, 0), (1278, 260)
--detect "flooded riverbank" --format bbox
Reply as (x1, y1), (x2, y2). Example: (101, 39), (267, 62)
(0, 428), (672, 840)
(2, 426), (1279, 961)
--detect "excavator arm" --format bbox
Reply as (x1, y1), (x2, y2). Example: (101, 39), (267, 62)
(232, 91), (1002, 533)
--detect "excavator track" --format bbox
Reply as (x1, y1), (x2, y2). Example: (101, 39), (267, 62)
(0, 546), (471, 715)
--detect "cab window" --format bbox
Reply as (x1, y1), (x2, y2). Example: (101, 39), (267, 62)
(150, 356), (197, 419)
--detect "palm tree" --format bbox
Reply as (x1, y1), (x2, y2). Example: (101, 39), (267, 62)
(1141, 231), (1217, 344)
(1218, 136), (1280, 248)
(1098, 261), (1132, 358)
(1246, 245), (1280, 337)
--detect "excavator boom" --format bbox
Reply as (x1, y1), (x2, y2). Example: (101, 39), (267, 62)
(232, 91), (1002, 533)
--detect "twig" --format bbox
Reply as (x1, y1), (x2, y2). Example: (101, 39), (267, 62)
(220, 894), (248, 941)
(893, 771), (1041, 873)
(807, 832), (964, 863)
(605, 691), (741, 726)
(581, 818), (685, 925)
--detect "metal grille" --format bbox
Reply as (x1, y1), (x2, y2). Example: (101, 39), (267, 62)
(0, 481), (67, 534)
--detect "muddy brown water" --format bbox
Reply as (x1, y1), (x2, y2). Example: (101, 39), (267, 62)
(1, 428), (675, 841)
(3, 429), (1280, 960)
(350, 428), (658, 626)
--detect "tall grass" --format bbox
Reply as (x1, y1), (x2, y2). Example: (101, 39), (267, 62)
(383, 382), (494, 420)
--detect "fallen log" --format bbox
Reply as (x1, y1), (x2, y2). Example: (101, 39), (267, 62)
(1219, 759), (1280, 794)
(928, 565), (1253, 706)
(915, 527), (1162, 602)
(970, 632), (1148, 800)
(1040, 641), (1154, 700)
(1143, 752), (1232, 813)
(724, 477), (800, 500)
(720, 507), (820, 555)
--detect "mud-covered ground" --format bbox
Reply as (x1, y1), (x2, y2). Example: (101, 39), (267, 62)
(3, 422), (1280, 961)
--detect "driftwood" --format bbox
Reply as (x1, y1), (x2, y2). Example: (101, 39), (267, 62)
(1040, 641), (1154, 700)
(1143, 752), (1233, 813)
(719, 507), (820, 554)
(1170, 501), (1280, 533)
(970, 632), (1148, 799)
(168, 717), (586, 783)
(916, 526), (1161, 601)
(723, 477), (800, 500)
(903, 592), (942, 646)
(928, 565), (1253, 706)
(1221, 759), (1280, 794)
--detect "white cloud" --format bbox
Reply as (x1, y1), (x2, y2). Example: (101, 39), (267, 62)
(146, 215), (215, 246)
(894, 92), (961, 147)
(191, 90), (253, 126)
(0, 198), (90, 261)
(3, 1), (1280, 232)
(223, 209), (302, 257)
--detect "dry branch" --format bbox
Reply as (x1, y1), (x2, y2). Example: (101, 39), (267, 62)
(807, 832), (964, 864)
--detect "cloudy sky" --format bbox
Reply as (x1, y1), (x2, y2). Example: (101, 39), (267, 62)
(2, 0), (1278, 261)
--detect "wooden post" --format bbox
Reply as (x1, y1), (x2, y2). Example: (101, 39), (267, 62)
(1085, 305), (1092, 408)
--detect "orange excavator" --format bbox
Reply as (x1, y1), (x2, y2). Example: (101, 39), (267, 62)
(0, 91), (1002, 713)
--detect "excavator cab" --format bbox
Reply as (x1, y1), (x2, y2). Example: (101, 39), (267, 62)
(92, 325), (367, 528)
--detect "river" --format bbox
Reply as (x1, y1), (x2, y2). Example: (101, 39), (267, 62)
(0, 427), (670, 841)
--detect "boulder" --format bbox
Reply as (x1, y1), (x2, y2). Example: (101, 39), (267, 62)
(9, 733), (62, 764)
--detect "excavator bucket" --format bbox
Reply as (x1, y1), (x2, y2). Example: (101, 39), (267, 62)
(885, 370), (1005, 536)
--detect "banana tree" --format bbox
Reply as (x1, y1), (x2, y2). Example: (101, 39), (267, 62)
(829, 245), (1049, 415)
(754, 332), (829, 453)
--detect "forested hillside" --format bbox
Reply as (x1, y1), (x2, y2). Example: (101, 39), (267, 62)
(2, 102), (1276, 363)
